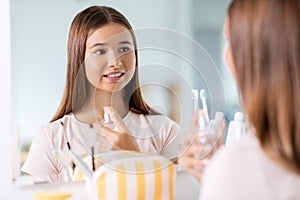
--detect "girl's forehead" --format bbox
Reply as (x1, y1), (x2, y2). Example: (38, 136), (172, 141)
(86, 23), (133, 47)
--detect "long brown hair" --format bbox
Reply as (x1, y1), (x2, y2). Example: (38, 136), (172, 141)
(51, 6), (154, 122)
(228, 0), (300, 174)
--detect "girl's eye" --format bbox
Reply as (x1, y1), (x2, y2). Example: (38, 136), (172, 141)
(119, 47), (131, 53)
(95, 49), (107, 55)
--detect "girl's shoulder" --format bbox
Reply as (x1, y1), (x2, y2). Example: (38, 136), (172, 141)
(37, 113), (74, 135)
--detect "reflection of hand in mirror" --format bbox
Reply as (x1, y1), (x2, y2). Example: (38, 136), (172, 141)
(178, 110), (225, 182)
(96, 106), (139, 151)
(20, 5), (180, 183)
(178, 144), (210, 182)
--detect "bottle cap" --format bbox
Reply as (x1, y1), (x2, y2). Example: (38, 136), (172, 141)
(214, 111), (224, 121)
(234, 112), (244, 121)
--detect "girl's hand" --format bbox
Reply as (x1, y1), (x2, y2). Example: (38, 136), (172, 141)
(178, 143), (210, 182)
(178, 110), (225, 182)
(97, 106), (140, 152)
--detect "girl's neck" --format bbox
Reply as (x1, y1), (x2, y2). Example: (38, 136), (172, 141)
(74, 89), (129, 124)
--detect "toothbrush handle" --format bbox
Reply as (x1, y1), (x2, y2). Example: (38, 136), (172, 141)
(52, 148), (73, 181)
(68, 150), (93, 179)
(203, 102), (209, 122)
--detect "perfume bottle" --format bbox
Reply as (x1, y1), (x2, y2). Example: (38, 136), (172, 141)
(96, 110), (115, 135)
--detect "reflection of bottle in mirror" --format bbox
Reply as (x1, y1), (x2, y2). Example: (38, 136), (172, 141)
(97, 110), (115, 136)
(198, 111), (224, 143)
(197, 111), (224, 159)
(210, 111), (224, 139)
(225, 112), (246, 146)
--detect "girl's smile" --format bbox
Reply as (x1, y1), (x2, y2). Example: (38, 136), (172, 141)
(84, 22), (136, 92)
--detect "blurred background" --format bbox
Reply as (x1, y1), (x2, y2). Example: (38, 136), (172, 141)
(11, 0), (241, 169)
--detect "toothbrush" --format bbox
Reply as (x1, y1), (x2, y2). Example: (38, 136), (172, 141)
(52, 148), (73, 181)
(68, 149), (93, 179)
(192, 89), (199, 112)
(192, 89), (206, 132)
(60, 122), (93, 179)
(60, 122), (76, 170)
(91, 146), (95, 172)
(200, 89), (210, 123)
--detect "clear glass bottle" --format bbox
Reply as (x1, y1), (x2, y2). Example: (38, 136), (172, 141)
(196, 111), (224, 159)
(94, 110), (115, 152)
(97, 110), (115, 136)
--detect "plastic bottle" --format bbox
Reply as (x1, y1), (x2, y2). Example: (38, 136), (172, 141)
(225, 112), (246, 146)
(196, 111), (224, 159)
(214, 111), (224, 129)
(205, 111), (224, 145)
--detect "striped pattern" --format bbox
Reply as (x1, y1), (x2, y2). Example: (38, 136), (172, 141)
(90, 153), (176, 200)
(97, 173), (106, 200)
(116, 164), (126, 200)
(153, 160), (162, 200)
(168, 163), (175, 200)
(136, 162), (145, 199)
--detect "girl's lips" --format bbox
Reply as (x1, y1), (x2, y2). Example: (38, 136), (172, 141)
(103, 72), (125, 81)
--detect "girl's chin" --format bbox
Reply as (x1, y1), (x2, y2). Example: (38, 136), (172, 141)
(94, 78), (131, 93)
(95, 85), (126, 93)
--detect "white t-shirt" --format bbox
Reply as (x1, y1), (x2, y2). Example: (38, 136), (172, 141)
(200, 134), (300, 200)
(21, 111), (180, 182)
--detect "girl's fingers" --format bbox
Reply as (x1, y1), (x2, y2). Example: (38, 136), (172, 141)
(97, 107), (139, 151)
(98, 124), (118, 142)
(179, 156), (205, 168)
(182, 143), (203, 156)
(186, 168), (204, 182)
(103, 106), (129, 133)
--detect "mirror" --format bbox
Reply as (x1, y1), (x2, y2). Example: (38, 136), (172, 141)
(11, 0), (237, 183)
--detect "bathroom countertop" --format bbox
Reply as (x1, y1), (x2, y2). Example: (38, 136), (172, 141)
(4, 171), (200, 200)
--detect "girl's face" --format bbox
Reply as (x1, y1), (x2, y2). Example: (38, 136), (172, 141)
(223, 17), (237, 79)
(84, 23), (136, 93)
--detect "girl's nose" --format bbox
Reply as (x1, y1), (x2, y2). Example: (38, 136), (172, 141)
(108, 58), (123, 69)
(107, 51), (123, 68)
